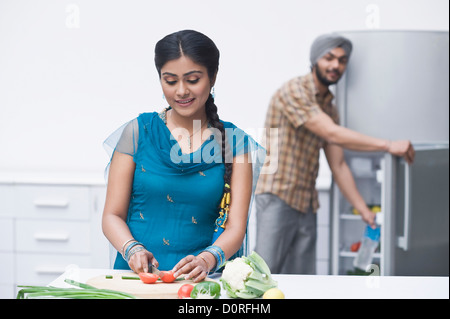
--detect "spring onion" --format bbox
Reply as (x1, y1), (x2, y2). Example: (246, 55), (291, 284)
(121, 276), (141, 280)
(16, 279), (137, 299)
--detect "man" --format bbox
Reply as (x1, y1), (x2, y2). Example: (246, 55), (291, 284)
(254, 33), (415, 274)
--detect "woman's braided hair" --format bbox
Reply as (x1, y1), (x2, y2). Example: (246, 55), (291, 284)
(154, 29), (232, 200)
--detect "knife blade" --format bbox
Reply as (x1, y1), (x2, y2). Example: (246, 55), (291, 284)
(150, 264), (160, 275)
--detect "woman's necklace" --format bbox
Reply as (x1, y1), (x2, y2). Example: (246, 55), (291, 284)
(168, 109), (208, 151)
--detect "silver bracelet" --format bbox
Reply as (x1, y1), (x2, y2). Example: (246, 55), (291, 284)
(121, 238), (136, 259)
(127, 246), (145, 262)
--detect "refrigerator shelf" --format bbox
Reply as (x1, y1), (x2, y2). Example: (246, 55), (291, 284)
(340, 214), (362, 221)
(340, 251), (381, 258)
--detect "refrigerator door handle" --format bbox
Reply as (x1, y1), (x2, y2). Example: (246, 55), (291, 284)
(397, 161), (412, 251)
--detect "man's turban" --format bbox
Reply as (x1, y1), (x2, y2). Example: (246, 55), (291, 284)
(310, 33), (353, 67)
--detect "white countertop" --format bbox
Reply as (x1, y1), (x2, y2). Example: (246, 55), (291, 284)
(48, 268), (448, 299)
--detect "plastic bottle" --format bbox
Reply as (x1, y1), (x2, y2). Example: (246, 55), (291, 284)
(353, 224), (381, 271)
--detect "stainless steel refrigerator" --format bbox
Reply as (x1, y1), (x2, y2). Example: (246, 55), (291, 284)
(330, 31), (449, 276)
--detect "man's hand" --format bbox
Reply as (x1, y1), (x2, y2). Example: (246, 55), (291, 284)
(359, 207), (377, 228)
(387, 140), (415, 165)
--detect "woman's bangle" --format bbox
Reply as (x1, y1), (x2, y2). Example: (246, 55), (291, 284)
(121, 238), (136, 259)
(127, 245), (145, 262)
(123, 241), (145, 261)
(202, 245), (226, 272)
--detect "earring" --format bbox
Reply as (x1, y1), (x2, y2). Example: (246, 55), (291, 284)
(211, 87), (215, 99)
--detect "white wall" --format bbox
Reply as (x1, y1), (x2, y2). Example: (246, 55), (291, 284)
(0, 0), (448, 176)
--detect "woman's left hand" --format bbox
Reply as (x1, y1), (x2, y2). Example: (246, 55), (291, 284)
(172, 253), (214, 283)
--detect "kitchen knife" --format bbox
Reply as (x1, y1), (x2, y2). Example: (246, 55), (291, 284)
(150, 264), (160, 275)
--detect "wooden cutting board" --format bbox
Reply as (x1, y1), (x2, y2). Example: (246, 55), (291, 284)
(86, 272), (215, 299)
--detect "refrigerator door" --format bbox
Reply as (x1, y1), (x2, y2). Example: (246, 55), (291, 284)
(335, 31), (449, 143)
(384, 145), (449, 276)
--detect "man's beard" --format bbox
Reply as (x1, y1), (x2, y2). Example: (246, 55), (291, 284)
(314, 64), (342, 86)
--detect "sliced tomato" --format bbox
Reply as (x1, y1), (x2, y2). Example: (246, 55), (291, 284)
(159, 270), (176, 283)
(178, 284), (194, 299)
(138, 272), (159, 284)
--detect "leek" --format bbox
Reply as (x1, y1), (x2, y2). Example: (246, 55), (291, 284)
(16, 279), (137, 299)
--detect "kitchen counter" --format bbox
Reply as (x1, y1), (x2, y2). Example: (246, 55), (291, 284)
(48, 267), (448, 299)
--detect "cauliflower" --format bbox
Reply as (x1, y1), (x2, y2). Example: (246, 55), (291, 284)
(220, 251), (277, 299)
(221, 258), (253, 291)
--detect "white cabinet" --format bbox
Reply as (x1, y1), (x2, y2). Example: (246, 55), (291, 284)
(16, 220), (91, 254)
(14, 185), (91, 220)
(0, 174), (109, 298)
(15, 253), (92, 285)
(0, 185), (14, 217)
(0, 218), (15, 298)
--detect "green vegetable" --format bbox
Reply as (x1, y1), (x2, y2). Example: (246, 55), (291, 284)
(121, 276), (141, 280)
(16, 279), (137, 299)
(64, 279), (97, 289)
(220, 251), (277, 299)
(190, 281), (221, 299)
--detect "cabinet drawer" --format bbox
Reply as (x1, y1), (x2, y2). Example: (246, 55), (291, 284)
(15, 185), (90, 220)
(15, 253), (91, 285)
(0, 252), (14, 284)
(0, 218), (14, 252)
(16, 220), (90, 254)
(0, 185), (14, 217)
(0, 284), (15, 299)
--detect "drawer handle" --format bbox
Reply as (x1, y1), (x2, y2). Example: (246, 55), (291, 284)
(33, 200), (69, 208)
(34, 232), (70, 242)
(35, 266), (66, 275)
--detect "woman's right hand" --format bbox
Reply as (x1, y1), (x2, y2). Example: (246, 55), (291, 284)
(128, 249), (159, 273)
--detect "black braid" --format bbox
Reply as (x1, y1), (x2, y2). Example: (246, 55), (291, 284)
(205, 94), (232, 195)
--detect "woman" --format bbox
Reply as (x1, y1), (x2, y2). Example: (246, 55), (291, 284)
(102, 30), (264, 282)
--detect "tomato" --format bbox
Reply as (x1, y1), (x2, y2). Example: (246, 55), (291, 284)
(350, 241), (361, 252)
(178, 284), (194, 299)
(138, 272), (159, 284)
(159, 270), (176, 283)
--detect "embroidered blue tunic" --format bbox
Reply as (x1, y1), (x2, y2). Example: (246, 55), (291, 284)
(104, 111), (264, 271)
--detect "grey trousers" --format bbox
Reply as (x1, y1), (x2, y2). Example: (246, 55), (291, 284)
(254, 193), (317, 274)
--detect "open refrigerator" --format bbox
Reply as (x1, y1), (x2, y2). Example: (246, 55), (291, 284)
(330, 31), (449, 276)
(330, 145), (449, 276)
